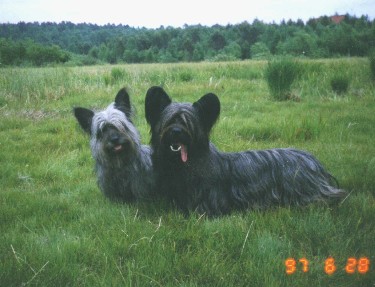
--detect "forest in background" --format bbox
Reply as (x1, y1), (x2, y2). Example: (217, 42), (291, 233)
(0, 14), (374, 66)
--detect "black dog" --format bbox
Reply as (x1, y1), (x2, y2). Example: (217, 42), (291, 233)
(145, 86), (344, 216)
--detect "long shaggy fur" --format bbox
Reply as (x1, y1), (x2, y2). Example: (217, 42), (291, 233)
(74, 88), (155, 202)
(145, 86), (345, 216)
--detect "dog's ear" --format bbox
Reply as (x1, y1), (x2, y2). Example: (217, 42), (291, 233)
(145, 86), (172, 127)
(193, 93), (220, 133)
(73, 107), (94, 135)
(114, 88), (132, 119)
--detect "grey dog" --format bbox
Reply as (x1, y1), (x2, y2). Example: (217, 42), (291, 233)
(74, 88), (155, 202)
(145, 86), (345, 216)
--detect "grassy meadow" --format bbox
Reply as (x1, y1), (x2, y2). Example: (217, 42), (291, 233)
(0, 58), (374, 286)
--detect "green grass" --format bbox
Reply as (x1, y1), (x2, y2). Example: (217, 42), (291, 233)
(370, 50), (375, 81)
(1, 58), (374, 286)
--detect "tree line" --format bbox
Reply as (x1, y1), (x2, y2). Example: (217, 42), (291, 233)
(0, 14), (374, 66)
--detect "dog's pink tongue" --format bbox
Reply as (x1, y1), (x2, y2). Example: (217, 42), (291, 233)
(180, 144), (188, 163)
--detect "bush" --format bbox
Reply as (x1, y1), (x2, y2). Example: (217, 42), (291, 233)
(250, 42), (271, 60)
(111, 67), (125, 81)
(104, 67), (126, 86)
(331, 75), (350, 95)
(264, 57), (301, 101)
(178, 70), (194, 82)
(0, 38), (70, 66)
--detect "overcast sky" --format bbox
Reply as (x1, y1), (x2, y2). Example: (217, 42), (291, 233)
(1, 0), (374, 28)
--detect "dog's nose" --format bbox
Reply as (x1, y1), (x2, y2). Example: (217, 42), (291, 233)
(170, 127), (182, 135)
(110, 134), (120, 144)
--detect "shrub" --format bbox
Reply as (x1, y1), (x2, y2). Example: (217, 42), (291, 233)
(111, 67), (125, 81)
(250, 42), (271, 60)
(104, 67), (126, 86)
(178, 70), (194, 82)
(331, 75), (350, 95)
(264, 57), (301, 101)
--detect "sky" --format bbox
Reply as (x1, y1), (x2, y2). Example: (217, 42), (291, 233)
(1, 0), (374, 28)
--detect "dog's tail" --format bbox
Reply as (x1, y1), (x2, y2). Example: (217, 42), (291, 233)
(291, 148), (346, 202)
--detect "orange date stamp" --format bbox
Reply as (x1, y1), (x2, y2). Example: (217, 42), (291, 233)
(285, 257), (370, 275)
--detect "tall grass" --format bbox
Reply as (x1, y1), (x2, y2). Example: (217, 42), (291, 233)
(1, 59), (374, 286)
(264, 57), (301, 101)
(369, 50), (375, 81)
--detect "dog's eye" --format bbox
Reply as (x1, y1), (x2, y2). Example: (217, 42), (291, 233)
(97, 125), (118, 138)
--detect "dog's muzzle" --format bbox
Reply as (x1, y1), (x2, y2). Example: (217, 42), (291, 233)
(163, 126), (190, 163)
